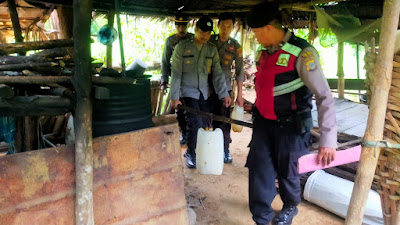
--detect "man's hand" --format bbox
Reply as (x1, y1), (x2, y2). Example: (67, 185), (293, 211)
(160, 82), (168, 94)
(172, 100), (182, 109)
(223, 96), (232, 107)
(317, 147), (336, 167)
(236, 95), (244, 107)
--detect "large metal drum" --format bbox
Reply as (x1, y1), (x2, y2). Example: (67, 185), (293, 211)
(92, 79), (153, 137)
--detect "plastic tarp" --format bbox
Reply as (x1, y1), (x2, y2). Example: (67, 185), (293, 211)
(315, 6), (382, 46)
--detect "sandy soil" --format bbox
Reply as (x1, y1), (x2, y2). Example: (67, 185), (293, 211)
(182, 88), (345, 225)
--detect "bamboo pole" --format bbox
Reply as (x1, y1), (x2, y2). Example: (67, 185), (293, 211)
(106, 10), (115, 68)
(73, 0), (94, 224)
(115, 0), (126, 77)
(345, 0), (400, 224)
(337, 41), (345, 99)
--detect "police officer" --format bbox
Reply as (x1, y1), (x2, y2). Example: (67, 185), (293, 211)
(246, 2), (337, 225)
(170, 16), (232, 168)
(161, 13), (193, 145)
(209, 12), (244, 164)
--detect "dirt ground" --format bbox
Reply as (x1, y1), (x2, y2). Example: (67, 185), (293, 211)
(182, 88), (345, 225)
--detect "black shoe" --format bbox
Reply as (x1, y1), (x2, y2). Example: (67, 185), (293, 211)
(180, 135), (187, 145)
(224, 151), (233, 163)
(273, 205), (298, 225)
(184, 151), (196, 169)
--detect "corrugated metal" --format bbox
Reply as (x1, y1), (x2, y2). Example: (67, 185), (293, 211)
(93, 79), (153, 137)
(0, 123), (188, 225)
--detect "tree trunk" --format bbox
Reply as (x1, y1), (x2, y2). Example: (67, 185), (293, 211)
(345, 0), (400, 224)
(73, 0), (94, 224)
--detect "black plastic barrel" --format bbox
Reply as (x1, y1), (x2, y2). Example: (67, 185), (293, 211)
(92, 79), (153, 138)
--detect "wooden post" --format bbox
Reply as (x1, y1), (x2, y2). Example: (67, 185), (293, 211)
(345, 0), (400, 224)
(107, 10), (115, 68)
(57, 5), (74, 39)
(73, 0), (94, 224)
(337, 41), (345, 99)
(7, 0), (23, 44)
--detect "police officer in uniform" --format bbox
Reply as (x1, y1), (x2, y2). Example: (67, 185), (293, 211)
(170, 16), (232, 168)
(161, 13), (193, 145)
(246, 2), (337, 225)
(209, 12), (244, 164)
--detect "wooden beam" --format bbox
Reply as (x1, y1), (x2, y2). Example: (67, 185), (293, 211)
(0, 76), (71, 84)
(73, 0), (94, 224)
(0, 96), (72, 116)
(337, 42), (345, 99)
(345, 0), (400, 224)
(106, 10), (115, 69)
(7, 0), (24, 55)
(0, 39), (74, 55)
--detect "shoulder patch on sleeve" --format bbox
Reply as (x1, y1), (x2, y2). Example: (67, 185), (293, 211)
(237, 47), (243, 58)
(301, 50), (317, 71)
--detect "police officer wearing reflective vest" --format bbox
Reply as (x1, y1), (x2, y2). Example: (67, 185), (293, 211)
(161, 14), (194, 145)
(209, 12), (244, 163)
(246, 2), (337, 225)
(170, 16), (232, 168)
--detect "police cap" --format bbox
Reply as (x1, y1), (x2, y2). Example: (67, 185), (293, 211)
(196, 16), (213, 32)
(175, 14), (189, 25)
(247, 2), (281, 28)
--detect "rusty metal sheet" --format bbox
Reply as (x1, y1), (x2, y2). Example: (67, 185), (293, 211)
(0, 123), (188, 225)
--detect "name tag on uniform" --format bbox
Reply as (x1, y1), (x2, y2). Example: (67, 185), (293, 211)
(276, 54), (290, 67)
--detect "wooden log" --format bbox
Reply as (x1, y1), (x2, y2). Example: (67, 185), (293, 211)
(0, 39), (74, 55)
(0, 96), (72, 116)
(0, 62), (57, 71)
(73, 0), (94, 224)
(345, 0), (400, 224)
(0, 84), (14, 99)
(0, 76), (71, 84)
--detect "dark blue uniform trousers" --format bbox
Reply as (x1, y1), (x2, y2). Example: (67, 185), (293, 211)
(182, 95), (210, 155)
(246, 111), (311, 224)
(208, 91), (232, 153)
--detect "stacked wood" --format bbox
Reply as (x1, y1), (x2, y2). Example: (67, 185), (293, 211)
(376, 52), (400, 225)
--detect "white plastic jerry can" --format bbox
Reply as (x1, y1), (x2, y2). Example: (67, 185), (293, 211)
(231, 105), (244, 132)
(196, 128), (224, 175)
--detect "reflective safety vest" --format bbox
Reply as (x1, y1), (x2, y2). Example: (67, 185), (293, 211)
(255, 35), (313, 120)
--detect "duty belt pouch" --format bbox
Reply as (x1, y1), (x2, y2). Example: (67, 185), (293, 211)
(295, 110), (313, 134)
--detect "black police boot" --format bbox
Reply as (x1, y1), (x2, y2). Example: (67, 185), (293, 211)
(180, 134), (187, 145)
(224, 151), (233, 163)
(184, 150), (196, 169)
(273, 205), (298, 225)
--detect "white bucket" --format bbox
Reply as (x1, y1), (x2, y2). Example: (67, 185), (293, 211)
(196, 128), (224, 175)
(304, 170), (383, 225)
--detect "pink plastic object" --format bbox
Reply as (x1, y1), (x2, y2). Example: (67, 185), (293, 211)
(297, 145), (361, 174)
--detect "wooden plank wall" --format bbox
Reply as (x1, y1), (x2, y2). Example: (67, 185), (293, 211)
(0, 123), (188, 225)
